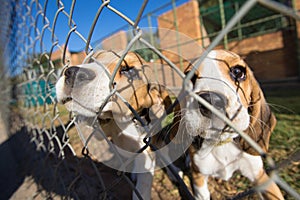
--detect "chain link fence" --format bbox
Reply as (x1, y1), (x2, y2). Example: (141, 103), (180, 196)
(1, 0), (300, 199)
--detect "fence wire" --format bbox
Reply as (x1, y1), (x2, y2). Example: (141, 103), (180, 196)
(1, 0), (300, 199)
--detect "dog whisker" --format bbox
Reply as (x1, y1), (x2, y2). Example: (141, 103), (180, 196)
(267, 103), (295, 114)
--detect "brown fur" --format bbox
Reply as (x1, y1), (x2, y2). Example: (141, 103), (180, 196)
(185, 49), (276, 155)
(240, 76), (276, 155)
(183, 50), (283, 199)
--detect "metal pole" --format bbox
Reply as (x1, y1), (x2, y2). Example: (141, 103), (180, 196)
(219, 0), (228, 49)
(199, 12), (205, 48)
(235, 1), (243, 40)
(147, 13), (158, 80)
(147, 13), (156, 57)
(171, 0), (183, 70)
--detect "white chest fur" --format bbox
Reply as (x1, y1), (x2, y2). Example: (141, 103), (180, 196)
(193, 141), (263, 181)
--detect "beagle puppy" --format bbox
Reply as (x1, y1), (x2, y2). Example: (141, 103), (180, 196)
(55, 50), (173, 200)
(176, 50), (284, 200)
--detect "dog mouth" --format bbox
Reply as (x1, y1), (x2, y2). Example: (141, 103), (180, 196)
(61, 97), (73, 104)
(60, 96), (99, 117)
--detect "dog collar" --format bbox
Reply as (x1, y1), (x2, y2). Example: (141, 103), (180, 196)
(192, 136), (233, 149)
(215, 137), (233, 146)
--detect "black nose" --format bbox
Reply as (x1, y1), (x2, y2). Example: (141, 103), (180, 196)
(64, 66), (96, 87)
(198, 92), (227, 117)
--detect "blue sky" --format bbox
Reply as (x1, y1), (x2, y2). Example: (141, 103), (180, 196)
(41, 0), (188, 52)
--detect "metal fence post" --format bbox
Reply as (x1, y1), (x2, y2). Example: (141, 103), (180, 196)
(171, 0), (183, 70)
(235, 1), (243, 41)
(219, 0), (228, 49)
(199, 12), (206, 48)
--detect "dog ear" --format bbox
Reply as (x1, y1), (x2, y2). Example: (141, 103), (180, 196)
(147, 84), (173, 120)
(184, 63), (199, 86)
(129, 83), (173, 119)
(238, 72), (276, 155)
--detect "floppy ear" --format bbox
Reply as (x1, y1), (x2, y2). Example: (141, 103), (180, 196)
(238, 74), (276, 155)
(184, 63), (199, 86)
(147, 84), (173, 121)
(130, 83), (173, 120)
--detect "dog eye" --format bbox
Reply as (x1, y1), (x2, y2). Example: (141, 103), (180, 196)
(120, 66), (134, 74)
(120, 66), (141, 80)
(120, 66), (132, 72)
(230, 65), (246, 81)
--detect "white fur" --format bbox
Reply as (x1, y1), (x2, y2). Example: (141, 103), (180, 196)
(193, 176), (210, 200)
(184, 51), (250, 140)
(56, 63), (111, 117)
(192, 141), (263, 200)
(55, 59), (157, 200)
(182, 50), (263, 199)
(193, 142), (263, 181)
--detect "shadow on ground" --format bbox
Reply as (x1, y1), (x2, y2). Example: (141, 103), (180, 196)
(0, 120), (132, 200)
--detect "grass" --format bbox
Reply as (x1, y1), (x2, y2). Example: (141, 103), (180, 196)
(153, 85), (300, 199)
(14, 100), (84, 155)
(264, 86), (300, 198)
(154, 86), (300, 199)
(265, 86), (300, 156)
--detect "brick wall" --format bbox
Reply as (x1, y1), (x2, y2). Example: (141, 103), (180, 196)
(157, 1), (299, 81)
(224, 32), (284, 55)
(217, 31), (298, 81)
(53, 1), (299, 82)
(294, 0), (300, 39)
(294, 0), (300, 79)
(51, 46), (86, 68)
(157, 0), (210, 69)
(101, 30), (128, 51)
(70, 51), (87, 66)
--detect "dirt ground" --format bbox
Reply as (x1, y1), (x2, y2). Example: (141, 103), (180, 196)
(3, 83), (300, 199)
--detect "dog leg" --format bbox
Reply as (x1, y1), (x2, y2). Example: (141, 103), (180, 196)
(132, 150), (155, 200)
(254, 169), (284, 200)
(132, 172), (153, 200)
(191, 171), (210, 200)
(239, 154), (284, 200)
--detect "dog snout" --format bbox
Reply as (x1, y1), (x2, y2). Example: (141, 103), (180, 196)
(64, 66), (96, 87)
(198, 92), (227, 117)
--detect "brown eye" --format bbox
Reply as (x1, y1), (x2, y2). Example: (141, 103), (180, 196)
(230, 65), (246, 81)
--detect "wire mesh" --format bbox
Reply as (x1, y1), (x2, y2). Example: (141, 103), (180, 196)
(1, 0), (300, 199)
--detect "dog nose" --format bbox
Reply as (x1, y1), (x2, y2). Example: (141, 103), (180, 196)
(198, 92), (227, 117)
(64, 66), (96, 87)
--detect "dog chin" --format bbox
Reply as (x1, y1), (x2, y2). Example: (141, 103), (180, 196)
(200, 130), (237, 140)
(198, 129), (219, 139)
(64, 101), (97, 117)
